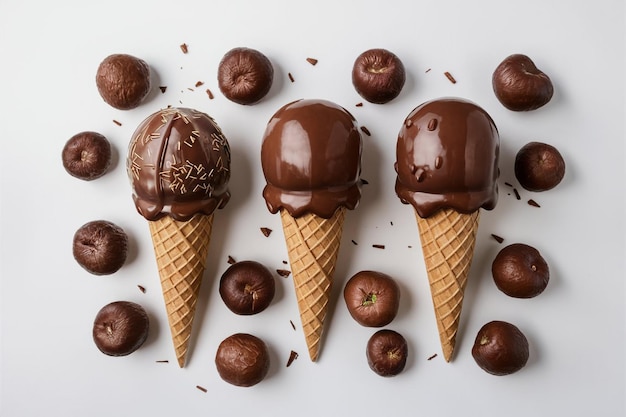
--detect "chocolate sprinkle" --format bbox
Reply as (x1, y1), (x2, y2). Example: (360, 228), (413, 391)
(360, 126), (371, 136)
(491, 234), (504, 244)
(356, 102), (364, 107)
(137, 285), (146, 293)
(180, 43), (188, 54)
(427, 353), (438, 360)
(286, 350), (299, 367)
(528, 199), (541, 207)
(288, 72), (295, 82)
(290, 320), (296, 330)
(227, 255), (236, 265)
(277, 269), (291, 278)
(260, 227), (273, 237)
(112, 120), (122, 126)
(513, 188), (521, 200)
(444, 71), (457, 84)
(306, 57), (318, 66)
(196, 385), (207, 393)
(425, 68), (432, 73)
(373, 244), (385, 249)
(282, 260), (288, 265)
(159, 86), (167, 93)
(504, 182), (513, 187)
(156, 360), (169, 363)
(351, 240), (358, 245)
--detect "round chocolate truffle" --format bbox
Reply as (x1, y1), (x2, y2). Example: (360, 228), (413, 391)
(218, 47), (274, 105)
(492, 54), (553, 111)
(261, 99), (363, 219)
(96, 53), (151, 110)
(215, 333), (270, 387)
(344, 271), (400, 327)
(219, 261), (275, 315)
(492, 243), (549, 298)
(62, 131), (112, 180)
(366, 329), (408, 377)
(73, 220), (128, 275)
(514, 141), (565, 192)
(93, 301), (149, 356)
(472, 320), (529, 376)
(352, 48), (405, 104)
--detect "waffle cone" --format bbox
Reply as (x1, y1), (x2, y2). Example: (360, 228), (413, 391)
(280, 207), (346, 361)
(148, 213), (214, 367)
(415, 208), (479, 362)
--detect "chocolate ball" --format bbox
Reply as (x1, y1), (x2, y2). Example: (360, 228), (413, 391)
(515, 141), (566, 192)
(366, 329), (408, 377)
(492, 243), (549, 298)
(492, 54), (553, 111)
(219, 261), (275, 315)
(73, 220), (128, 275)
(62, 131), (112, 180)
(93, 301), (149, 356)
(215, 333), (270, 387)
(96, 53), (151, 110)
(352, 48), (405, 104)
(217, 47), (273, 105)
(343, 271), (400, 327)
(472, 321), (529, 375)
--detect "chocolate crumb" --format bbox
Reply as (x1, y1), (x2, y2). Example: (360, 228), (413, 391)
(187, 87), (194, 92)
(260, 227), (273, 237)
(195, 81), (204, 87)
(306, 57), (318, 66)
(360, 126), (371, 136)
(491, 234), (504, 244)
(528, 199), (541, 207)
(373, 244), (385, 250)
(277, 269), (291, 278)
(427, 353), (438, 360)
(356, 102), (364, 107)
(444, 71), (457, 84)
(180, 43), (188, 54)
(137, 285), (146, 293)
(408, 245), (413, 248)
(156, 360), (169, 363)
(290, 320), (296, 330)
(288, 72), (295, 82)
(196, 385), (207, 393)
(286, 350), (299, 367)
(282, 260), (288, 265)
(351, 240), (358, 245)
(361, 178), (369, 185)
(206, 88), (214, 99)
(159, 86), (167, 93)
(227, 255), (236, 265)
(513, 188), (521, 200)
(390, 221), (394, 226)
(112, 120), (122, 126)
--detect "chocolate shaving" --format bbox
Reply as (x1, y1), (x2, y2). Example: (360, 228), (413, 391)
(513, 188), (521, 200)
(351, 239), (358, 245)
(260, 227), (273, 237)
(528, 199), (541, 207)
(195, 81), (204, 87)
(444, 71), (457, 84)
(491, 234), (504, 244)
(360, 126), (371, 136)
(373, 244), (385, 249)
(427, 353), (438, 360)
(196, 385), (207, 393)
(504, 182), (513, 187)
(206, 88), (214, 99)
(159, 86), (167, 93)
(187, 88), (194, 92)
(277, 269), (291, 278)
(137, 285), (146, 293)
(112, 120), (122, 126)
(306, 57), (318, 66)
(156, 360), (169, 363)
(290, 320), (296, 330)
(286, 350), (299, 367)
(355, 102), (364, 107)
(425, 68), (432, 73)
(180, 43), (188, 54)
(288, 72), (295, 82)
(227, 255), (236, 265)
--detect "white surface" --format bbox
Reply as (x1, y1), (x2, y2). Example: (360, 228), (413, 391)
(1, 0), (624, 416)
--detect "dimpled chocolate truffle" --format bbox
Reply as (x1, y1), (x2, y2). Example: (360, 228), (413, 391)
(96, 53), (151, 110)
(215, 333), (270, 387)
(93, 301), (149, 356)
(472, 320), (529, 375)
(352, 48), (405, 104)
(62, 131), (111, 180)
(218, 47), (274, 105)
(73, 220), (128, 275)
(344, 271), (400, 327)
(219, 261), (275, 315)
(366, 329), (408, 377)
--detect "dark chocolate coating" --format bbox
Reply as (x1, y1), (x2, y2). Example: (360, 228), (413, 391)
(127, 107), (231, 221)
(261, 99), (362, 219)
(73, 220), (128, 275)
(219, 261), (275, 315)
(514, 141), (565, 191)
(218, 47), (274, 105)
(215, 333), (270, 387)
(395, 97), (500, 218)
(492, 243), (549, 298)
(62, 131), (111, 180)
(96, 54), (151, 110)
(352, 48), (405, 104)
(492, 54), (553, 111)
(366, 329), (408, 377)
(343, 271), (400, 327)
(92, 301), (149, 356)
(472, 320), (529, 376)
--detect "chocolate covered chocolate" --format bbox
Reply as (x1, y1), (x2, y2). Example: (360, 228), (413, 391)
(96, 54), (151, 110)
(218, 47), (274, 105)
(261, 99), (362, 219)
(127, 107), (231, 221)
(395, 98), (500, 218)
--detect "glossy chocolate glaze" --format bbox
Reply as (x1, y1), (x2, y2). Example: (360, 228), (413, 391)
(395, 98), (499, 218)
(261, 99), (362, 219)
(127, 107), (231, 221)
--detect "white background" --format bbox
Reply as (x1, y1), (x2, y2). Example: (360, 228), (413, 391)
(1, 0), (624, 416)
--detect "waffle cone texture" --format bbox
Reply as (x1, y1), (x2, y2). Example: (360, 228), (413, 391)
(148, 213), (214, 367)
(416, 208), (479, 362)
(280, 207), (346, 361)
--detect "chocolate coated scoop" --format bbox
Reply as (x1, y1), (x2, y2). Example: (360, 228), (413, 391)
(395, 97), (500, 218)
(127, 107), (231, 221)
(261, 99), (362, 219)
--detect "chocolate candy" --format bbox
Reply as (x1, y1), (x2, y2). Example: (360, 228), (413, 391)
(366, 329), (408, 376)
(343, 271), (400, 327)
(515, 141), (565, 191)
(92, 301), (149, 356)
(73, 220), (128, 275)
(472, 320), (529, 375)
(217, 47), (274, 105)
(492, 243), (549, 298)
(352, 48), (405, 104)
(492, 54), (553, 111)
(62, 131), (111, 180)
(219, 261), (275, 315)
(215, 333), (270, 387)
(96, 54), (151, 110)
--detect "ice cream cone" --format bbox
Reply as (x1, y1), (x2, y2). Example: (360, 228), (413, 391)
(415, 207), (479, 362)
(148, 213), (214, 367)
(280, 207), (346, 361)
